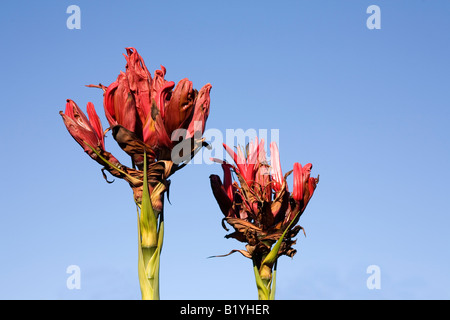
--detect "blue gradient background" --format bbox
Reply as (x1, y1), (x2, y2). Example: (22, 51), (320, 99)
(0, 0), (449, 299)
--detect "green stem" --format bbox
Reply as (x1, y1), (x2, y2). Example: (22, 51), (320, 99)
(269, 260), (277, 300)
(254, 207), (303, 300)
(253, 253), (279, 300)
(137, 204), (164, 300)
(137, 152), (164, 300)
(253, 260), (270, 300)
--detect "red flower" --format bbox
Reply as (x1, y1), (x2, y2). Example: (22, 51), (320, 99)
(292, 162), (318, 215)
(60, 100), (108, 161)
(222, 137), (263, 185)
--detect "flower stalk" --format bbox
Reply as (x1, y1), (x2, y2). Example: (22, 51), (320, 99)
(254, 206), (303, 300)
(209, 139), (318, 300)
(137, 152), (164, 300)
(60, 47), (212, 300)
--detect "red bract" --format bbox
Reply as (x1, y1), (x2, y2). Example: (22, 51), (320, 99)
(103, 47), (212, 162)
(60, 100), (106, 160)
(222, 163), (234, 201)
(210, 140), (319, 260)
(292, 162), (317, 215)
(269, 142), (283, 192)
(104, 72), (140, 134)
(186, 83), (212, 139)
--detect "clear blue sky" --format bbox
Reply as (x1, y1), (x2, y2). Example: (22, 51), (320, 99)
(0, 0), (449, 299)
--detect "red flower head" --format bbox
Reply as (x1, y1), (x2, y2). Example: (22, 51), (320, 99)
(61, 47), (213, 206)
(103, 47), (212, 164)
(209, 140), (319, 261)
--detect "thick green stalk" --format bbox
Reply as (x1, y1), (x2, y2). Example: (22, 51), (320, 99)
(253, 254), (276, 300)
(254, 208), (303, 300)
(138, 217), (163, 300)
(137, 152), (164, 300)
(253, 260), (270, 300)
